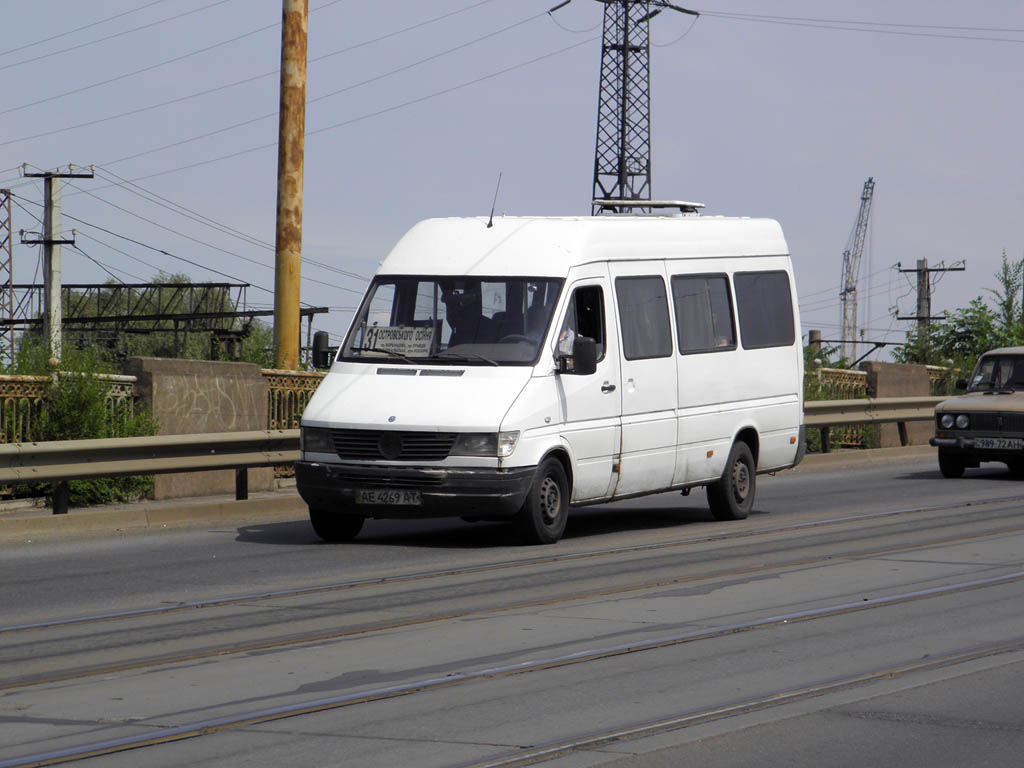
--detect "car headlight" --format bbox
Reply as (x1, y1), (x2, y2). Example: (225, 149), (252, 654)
(940, 414), (954, 429)
(451, 431), (520, 458)
(955, 414), (970, 429)
(302, 426), (334, 454)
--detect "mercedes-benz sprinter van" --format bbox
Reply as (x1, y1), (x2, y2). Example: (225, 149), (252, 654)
(297, 209), (805, 544)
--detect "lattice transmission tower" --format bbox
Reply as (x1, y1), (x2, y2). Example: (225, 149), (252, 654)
(0, 190), (12, 369)
(588, 1), (697, 214)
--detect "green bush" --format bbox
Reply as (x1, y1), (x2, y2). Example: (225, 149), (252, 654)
(11, 342), (158, 506)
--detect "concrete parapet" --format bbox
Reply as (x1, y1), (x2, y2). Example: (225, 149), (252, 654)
(124, 357), (274, 499)
(859, 361), (933, 447)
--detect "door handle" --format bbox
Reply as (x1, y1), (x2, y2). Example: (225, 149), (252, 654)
(601, 382), (616, 393)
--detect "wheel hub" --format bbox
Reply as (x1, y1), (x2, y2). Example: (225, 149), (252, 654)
(538, 476), (561, 525)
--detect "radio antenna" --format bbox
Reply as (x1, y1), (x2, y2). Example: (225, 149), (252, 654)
(486, 171), (503, 228)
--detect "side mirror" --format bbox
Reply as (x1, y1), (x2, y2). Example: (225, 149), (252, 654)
(955, 378), (968, 391)
(312, 330), (337, 369)
(558, 336), (597, 376)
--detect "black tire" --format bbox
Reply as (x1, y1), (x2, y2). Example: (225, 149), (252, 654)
(515, 457), (569, 545)
(706, 441), (755, 521)
(938, 450), (965, 479)
(309, 508), (364, 542)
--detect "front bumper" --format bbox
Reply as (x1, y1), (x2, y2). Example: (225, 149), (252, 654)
(295, 460), (537, 519)
(930, 435), (1024, 465)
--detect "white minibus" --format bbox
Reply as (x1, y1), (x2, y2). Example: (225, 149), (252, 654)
(297, 208), (805, 544)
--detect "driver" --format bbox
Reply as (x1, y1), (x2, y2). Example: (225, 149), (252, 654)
(441, 280), (495, 346)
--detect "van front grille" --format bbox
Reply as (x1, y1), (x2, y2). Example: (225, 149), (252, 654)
(331, 429), (456, 461)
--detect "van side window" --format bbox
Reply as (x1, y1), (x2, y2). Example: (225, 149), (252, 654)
(671, 274), (735, 353)
(734, 271), (796, 349)
(558, 285), (606, 360)
(615, 276), (672, 360)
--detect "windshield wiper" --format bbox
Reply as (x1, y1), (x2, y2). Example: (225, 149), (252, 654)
(349, 347), (417, 365)
(434, 349), (499, 367)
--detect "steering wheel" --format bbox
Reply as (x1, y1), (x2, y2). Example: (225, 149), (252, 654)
(498, 334), (535, 344)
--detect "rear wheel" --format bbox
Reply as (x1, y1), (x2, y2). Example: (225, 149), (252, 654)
(515, 457), (569, 545)
(706, 441), (755, 521)
(938, 450), (966, 479)
(309, 508), (364, 542)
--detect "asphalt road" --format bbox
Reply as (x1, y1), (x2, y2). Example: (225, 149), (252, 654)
(2, 448), (1023, 767)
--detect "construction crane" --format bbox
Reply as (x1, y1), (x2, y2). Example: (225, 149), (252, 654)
(550, 1), (699, 215)
(839, 177), (875, 362)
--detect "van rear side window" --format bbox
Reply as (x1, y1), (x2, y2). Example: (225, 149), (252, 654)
(671, 274), (735, 353)
(615, 276), (673, 360)
(734, 270), (795, 349)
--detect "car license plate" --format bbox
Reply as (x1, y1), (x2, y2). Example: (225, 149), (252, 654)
(975, 437), (1024, 450)
(355, 489), (422, 505)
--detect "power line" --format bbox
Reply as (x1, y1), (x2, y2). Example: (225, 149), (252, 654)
(85, 171), (371, 284)
(0, 0), (346, 118)
(70, 242), (132, 283)
(84, 35), (597, 187)
(0, 0), (173, 59)
(13, 189), (363, 299)
(695, 10), (1024, 44)
(0, 0), (238, 73)
(1, 0), (497, 149)
(95, 7), (551, 169)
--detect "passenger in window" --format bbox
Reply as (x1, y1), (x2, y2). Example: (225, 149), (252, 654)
(557, 296), (577, 357)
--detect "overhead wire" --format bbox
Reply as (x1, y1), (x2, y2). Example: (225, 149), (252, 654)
(88, 169), (371, 283)
(0, 0), (238, 73)
(95, 6), (553, 169)
(0, 0), (174, 59)
(69, 242), (134, 283)
(84, 35), (598, 187)
(62, 184), (367, 296)
(0, 0), (346, 118)
(1, 0), (499, 149)
(694, 9), (1024, 44)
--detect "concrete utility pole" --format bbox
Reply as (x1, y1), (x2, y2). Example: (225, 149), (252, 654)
(897, 259), (964, 329)
(273, 0), (308, 371)
(21, 166), (94, 365)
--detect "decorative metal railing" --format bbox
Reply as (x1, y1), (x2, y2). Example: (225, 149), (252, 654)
(262, 369), (325, 430)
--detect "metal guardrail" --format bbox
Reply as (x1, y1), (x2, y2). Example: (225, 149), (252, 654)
(804, 397), (944, 427)
(0, 430), (299, 514)
(0, 397), (946, 514)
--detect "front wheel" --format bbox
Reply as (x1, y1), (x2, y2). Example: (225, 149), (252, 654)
(515, 458), (569, 545)
(706, 441), (755, 521)
(938, 449), (965, 479)
(309, 508), (364, 542)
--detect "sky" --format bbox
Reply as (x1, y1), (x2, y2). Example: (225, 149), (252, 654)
(1, 0), (1021, 362)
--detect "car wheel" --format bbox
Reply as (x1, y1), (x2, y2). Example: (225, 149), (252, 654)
(938, 450), (966, 479)
(309, 507), (364, 542)
(515, 457), (569, 545)
(706, 441), (756, 521)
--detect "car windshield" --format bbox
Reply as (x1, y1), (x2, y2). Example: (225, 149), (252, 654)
(341, 276), (563, 366)
(967, 355), (1024, 392)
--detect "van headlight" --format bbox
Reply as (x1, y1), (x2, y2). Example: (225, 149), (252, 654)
(302, 426), (334, 455)
(451, 431), (520, 458)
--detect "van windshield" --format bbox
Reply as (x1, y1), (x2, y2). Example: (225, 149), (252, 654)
(341, 276), (563, 366)
(968, 355), (1024, 392)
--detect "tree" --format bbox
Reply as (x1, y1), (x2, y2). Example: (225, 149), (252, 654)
(893, 297), (1007, 370)
(987, 248), (1024, 342)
